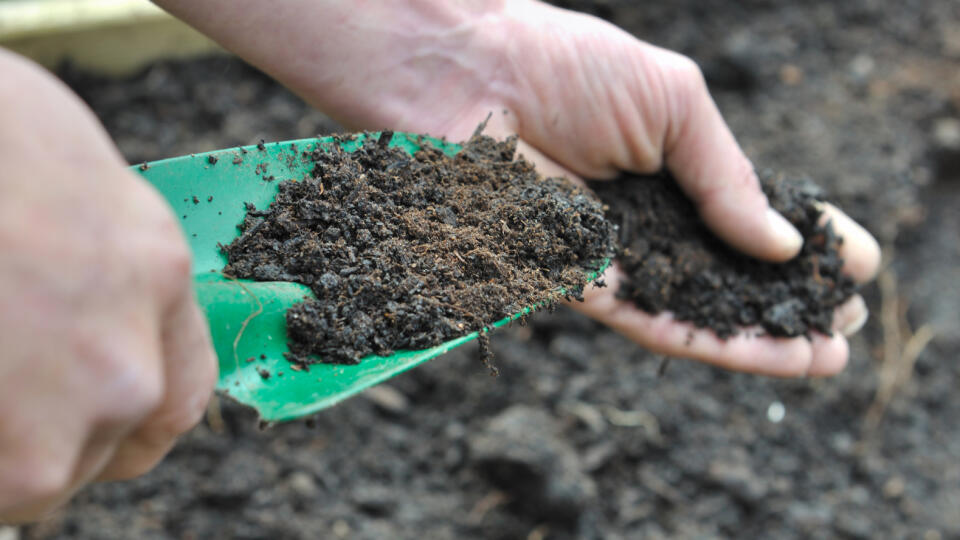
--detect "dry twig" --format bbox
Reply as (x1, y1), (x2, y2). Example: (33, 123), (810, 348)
(863, 247), (937, 436)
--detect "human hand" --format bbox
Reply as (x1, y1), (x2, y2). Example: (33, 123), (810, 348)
(157, 0), (880, 375)
(0, 50), (217, 522)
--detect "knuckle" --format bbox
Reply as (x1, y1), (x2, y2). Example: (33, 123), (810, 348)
(729, 156), (760, 193)
(677, 55), (705, 82)
(126, 371), (165, 419)
(72, 333), (165, 419)
(165, 378), (216, 439)
(140, 367), (216, 445)
(112, 366), (165, 421)
(143, 398), (209, 448)
(698, 156), (760, 208)
(663, 53), (706, 93)
(159, 237), (194, 285)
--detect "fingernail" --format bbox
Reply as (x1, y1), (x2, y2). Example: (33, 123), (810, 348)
(766, 208), (803, 256)
(841, 300), (869, 336)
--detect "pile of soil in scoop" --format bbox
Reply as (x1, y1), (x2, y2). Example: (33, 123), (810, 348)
(223, 131), (615, 364)
(587, 172), (856, 338)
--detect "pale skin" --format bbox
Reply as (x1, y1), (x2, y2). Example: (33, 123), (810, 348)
(0, 0), (880, 522)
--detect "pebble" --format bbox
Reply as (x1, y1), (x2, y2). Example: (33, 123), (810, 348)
(849, 54), (875, 80)
(786, 502), (832, 529)
(767, 401), (786, 423)
(707, 458), (769, 504)
(332, 519), (351, 538)
(350, 484), (397, 517)
(933, 117), (960, 150)
(780, 64), (804, 86)
(834, 510), (873, 539)
(288, 471), (319, 498)
(200, 450), (277, 503)
(883, 476), (905, 499)
(582, 441), (618, 472)
(363, 384), (410, 415)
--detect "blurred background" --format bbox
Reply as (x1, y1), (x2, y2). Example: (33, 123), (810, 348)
(2, 0), (958, 538)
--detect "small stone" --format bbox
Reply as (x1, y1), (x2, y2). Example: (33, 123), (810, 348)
(942, 24), (960, 56)
(849, 54), (875, 80)
(288, 471), (319, 498)
(883, 476), (905, 499)
(707, 458), (769, 504)
(350, 484), (397, 517)
(830, 432), (855, 455)
(766, 401), (786, 423)
(780, 64), (804, 86)
(200, 450), (277, 504)
(933, 118), (960, 150)
(786, 502), (832, 529)
(582, 441), (617, 472)
(834, 510), (873, 539)
(332, 520), (351, 538)
(363, 384), (409, 415)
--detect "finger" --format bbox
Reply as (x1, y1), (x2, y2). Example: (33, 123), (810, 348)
(573, 264), (819, 376)
(0, 413), (129, 522)
(515, 139), (581, 182)
(816, 202), (881, 283)
(97, 290), (216, 481)
(832, 294), (869, 337)
(654, 52), (802, 262)
(805, 332), (849, 377)
(0, 432), (84, 523)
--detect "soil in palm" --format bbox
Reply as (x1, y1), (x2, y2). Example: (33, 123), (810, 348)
(588, 171), (856, 338)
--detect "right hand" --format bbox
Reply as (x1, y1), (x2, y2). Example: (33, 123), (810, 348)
(0, 50), (217, 523)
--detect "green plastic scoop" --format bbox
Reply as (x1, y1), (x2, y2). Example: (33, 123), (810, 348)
(134, 132), (605, 422)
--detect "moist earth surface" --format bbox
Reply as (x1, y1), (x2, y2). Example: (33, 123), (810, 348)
(22, 1), (960, 538)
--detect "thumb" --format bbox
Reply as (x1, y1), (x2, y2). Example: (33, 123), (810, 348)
(656, 51), (803, 262)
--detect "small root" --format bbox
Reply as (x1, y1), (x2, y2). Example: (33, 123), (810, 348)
(477, 330), (499, 377)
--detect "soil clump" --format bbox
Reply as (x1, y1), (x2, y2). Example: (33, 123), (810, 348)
(588, 171), (856, 338)
(223, 132), (615, 364)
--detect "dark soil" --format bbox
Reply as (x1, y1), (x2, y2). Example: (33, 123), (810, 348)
(27, 1), (960, 539)
(222, 132), (614, 364)
(588, 172), (854, 338)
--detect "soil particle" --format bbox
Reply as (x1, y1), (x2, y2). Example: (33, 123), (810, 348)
(468, 406), (597, 525)
(350, 484), (398, 517)
(199, 450), (278, 506)
(587, 171), (855, 338)
(224, 132), (615, 364)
